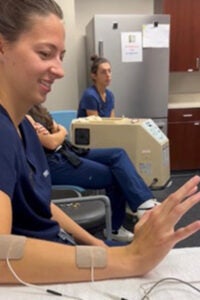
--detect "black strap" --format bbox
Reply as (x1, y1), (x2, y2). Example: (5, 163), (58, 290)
(64, 139), (89, 156)
(59, 147), (82, 168)
(57, 229), (76, 245)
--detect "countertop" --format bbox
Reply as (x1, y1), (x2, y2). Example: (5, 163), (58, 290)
(168, 93), (200, 109)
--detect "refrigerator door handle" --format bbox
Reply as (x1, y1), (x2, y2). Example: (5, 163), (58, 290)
(98, 41), (104, 57)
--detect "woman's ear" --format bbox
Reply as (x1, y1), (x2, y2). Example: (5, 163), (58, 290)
(91, 73), (96, 82)
(0, 35), (4, 56)
(0, 35), (8, 64)
(0, 34), (6, 55)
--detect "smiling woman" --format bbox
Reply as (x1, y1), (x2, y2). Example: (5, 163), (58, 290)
(0, 0), (65, 112)
(0, 0), (200, 288)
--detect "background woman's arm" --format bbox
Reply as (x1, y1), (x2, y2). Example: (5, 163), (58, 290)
(26, 115), (67, 150)
(51, 203), (106, 247)
(110, 109), (115, 117)
(85, 109), (99, 116)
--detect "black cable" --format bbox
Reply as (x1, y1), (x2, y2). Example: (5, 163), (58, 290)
(46, 289), (63, 296)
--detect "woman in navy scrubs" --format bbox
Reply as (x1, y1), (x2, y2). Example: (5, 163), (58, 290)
(77, 55), (115, 118)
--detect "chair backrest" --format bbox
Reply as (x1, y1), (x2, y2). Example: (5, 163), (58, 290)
(50, 110), (77, 133)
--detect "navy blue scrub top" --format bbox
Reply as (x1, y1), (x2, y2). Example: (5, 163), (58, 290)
(77, 85), (115, 117)
(0, 105), (61, 242)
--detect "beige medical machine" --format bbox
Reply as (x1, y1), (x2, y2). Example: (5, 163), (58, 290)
(70, 117), (170, 188)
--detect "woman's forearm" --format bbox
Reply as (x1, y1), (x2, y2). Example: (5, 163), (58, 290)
(0, 237), (135, 284)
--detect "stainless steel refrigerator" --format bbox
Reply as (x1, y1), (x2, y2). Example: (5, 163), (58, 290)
(86, 14), (170, 134)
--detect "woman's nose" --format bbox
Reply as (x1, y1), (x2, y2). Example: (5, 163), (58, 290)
(50, 61), (64, 79)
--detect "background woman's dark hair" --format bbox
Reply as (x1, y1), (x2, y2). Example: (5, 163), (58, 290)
(90, 54), (110, 74)
(28, 105), (54, 133)
(0, 0), (63, 42)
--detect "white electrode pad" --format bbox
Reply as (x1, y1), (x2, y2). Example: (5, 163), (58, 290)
(0, 235), (26, 260)
(76, 246), (107, 268)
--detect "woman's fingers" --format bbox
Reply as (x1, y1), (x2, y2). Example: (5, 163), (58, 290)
(135, 176), (200, 244)
(170, 220), (200, 245)
(161, 175), (200, 215)
(167, 191), (200, 226)
(34, 123), (49, 135)
(130, 176), (200, 275)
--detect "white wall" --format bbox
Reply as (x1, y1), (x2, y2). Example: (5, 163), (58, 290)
(46, 0), (154, 110)
(46, 0), (79, 111)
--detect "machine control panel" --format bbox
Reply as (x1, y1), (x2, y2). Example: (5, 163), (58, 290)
(141, 119), (168, 143)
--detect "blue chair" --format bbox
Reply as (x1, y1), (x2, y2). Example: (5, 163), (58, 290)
(50, 109), (84, 193)
(50, 110), (112, 240)
(50, 110), (77, 135)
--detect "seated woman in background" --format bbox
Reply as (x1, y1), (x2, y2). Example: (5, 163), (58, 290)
(28, 104), (160, 243)
(77, 55), (115, 118)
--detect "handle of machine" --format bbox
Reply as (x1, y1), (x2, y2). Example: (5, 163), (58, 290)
(98, 41), (104, 57)
(156, 121), (165, 131)
(196, 57), (200, 71)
